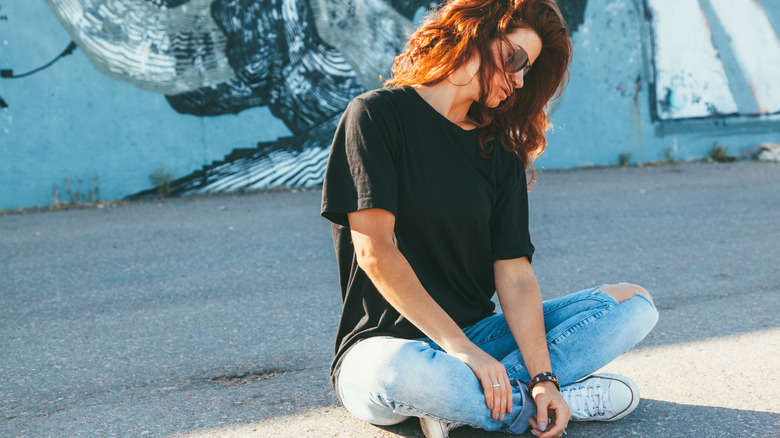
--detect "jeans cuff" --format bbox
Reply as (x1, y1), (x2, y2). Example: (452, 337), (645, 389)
(506, 380), (537, 434)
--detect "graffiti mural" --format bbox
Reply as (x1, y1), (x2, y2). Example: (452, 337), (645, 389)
(41, 0), (592, 199)
(3, 0), (778, 209)
(158, 0), (428, 195)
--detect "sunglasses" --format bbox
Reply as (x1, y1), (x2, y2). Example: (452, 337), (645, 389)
(505, 45), (532, 77)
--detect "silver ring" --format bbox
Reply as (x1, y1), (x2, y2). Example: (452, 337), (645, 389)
(492, 383), (501, 387)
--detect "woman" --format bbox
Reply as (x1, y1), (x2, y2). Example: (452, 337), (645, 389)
(320, 0), (658, 437)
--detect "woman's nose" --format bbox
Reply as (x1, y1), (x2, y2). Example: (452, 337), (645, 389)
(511, 71), (524, 88)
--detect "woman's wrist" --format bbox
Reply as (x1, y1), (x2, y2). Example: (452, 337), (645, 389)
(526, 371), (560, 394)
(439, 333), (476, 355)
(531, 380), (560, 397)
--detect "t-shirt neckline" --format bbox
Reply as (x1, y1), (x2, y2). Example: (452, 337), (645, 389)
(403, 86), (480, 135)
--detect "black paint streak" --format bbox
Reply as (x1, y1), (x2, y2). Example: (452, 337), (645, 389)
(643, 0), (660, 122)
(145, 0), (191, 8)
(166, 78), (265, 116)
(658, 87), (672, 115)
(0, 96), (8, 108)
(390, 0), (438, 19)
(557, 0), (588, 33)
(0, 41), (77, 80)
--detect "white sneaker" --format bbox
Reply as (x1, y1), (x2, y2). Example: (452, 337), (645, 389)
(560, 373), (640, 422)
(420, 417), (463, 438)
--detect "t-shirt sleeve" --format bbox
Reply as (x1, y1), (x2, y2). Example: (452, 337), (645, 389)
(490, 151), (535, 262)
(321, 97), (399, 227)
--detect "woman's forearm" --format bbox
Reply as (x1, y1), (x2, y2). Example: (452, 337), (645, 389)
(349, 212), (472, 353)
(494, 258), (553, 377)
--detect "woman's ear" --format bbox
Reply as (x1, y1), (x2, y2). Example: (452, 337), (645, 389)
(464, 51), (480, 78)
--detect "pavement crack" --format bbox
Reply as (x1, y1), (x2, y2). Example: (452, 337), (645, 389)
(200, 369), (288, 386)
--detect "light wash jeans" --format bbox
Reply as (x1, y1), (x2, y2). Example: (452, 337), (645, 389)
(336, 286), (659, 434)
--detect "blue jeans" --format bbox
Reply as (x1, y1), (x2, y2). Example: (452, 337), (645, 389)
(336, 286), (659, 434)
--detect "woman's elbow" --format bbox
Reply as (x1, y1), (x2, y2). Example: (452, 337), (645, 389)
(354, 244), (381, 273)
(353, 238), (395, 275)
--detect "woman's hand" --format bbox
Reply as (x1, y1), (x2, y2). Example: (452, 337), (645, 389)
(450, 344), (513, 422)
(527, 381), (571, 438)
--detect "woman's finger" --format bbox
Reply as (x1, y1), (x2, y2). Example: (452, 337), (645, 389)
(527, 417), (544, 438)
(537, 413), (560, 438)
(550, 399), (571, 431)
(537, 399), (570, 438)
(534, 395), (550, 433)
(538, 419), (565, 438)
(480, 374), (495, 412)
(540, 422), (565, 438)
(494, 377), (506, 421)
(504, 372), (513, 415)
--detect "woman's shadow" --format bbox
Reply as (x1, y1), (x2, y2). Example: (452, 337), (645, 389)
(377, 399), (779, 437)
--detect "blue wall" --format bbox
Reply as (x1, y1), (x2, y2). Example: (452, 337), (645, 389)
(1, 0), (778, 210)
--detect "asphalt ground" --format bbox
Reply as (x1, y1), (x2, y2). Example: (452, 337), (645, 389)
(1, 160), (778, 437)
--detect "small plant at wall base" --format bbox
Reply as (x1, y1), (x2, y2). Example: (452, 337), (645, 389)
(149, 164), (176, 198)
(51, 185), (64, 209)
(619, 153), (631, 166)
(51, 176), (101, 209)
(710, 142), (736, 162)
(663, 146), (676, 163)
(646, 146), (679, 167)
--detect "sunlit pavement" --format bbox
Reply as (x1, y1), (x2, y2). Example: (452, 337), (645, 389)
(2, 160), (778, 437)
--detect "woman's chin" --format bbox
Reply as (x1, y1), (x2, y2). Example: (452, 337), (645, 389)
(486, 97), (503, 108)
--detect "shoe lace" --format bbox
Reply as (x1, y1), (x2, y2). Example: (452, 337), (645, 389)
(562, 383), (608, 418)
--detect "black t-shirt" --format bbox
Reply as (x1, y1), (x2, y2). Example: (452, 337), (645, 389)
(320, 86), (534, 391)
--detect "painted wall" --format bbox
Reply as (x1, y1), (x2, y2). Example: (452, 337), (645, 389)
(539, 0), (780, 169)
(1, 0), (778, 210)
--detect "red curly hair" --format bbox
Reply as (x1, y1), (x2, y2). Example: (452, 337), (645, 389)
(384, 0), (572, 178)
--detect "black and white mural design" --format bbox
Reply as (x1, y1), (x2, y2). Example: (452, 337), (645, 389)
(44, 0), (425, 197)
(42, 0), (586, 198)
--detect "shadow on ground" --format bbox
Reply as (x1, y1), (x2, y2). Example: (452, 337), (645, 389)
(170, 399), (779, 437)
(374, 400), (780, 437)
